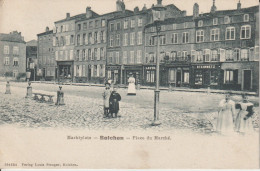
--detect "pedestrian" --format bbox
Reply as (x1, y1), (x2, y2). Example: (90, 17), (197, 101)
(216, 93), (236, 134)
(102, 82), (111, 118)
(109, 86), (121, 118)
(127, 73), (136, 95)
(235, 94), (255, 134)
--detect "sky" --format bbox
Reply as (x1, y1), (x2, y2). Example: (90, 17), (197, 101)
(0, 0), (258, 41)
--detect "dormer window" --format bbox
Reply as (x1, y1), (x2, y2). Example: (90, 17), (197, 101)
(244, 14), (249, 22)
(224, 16), (230, 24)
(213, 18), (218, 25)
(198, 20), (203, 27)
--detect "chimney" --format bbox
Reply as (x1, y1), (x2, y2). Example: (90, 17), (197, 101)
(142, 4), (147, 11)
(193, 3), (199, 18)
(66, 13), (70, 19)
(134, 6), (139, 13)
(46, 27), (49, 32)
(210, 0), (217, 13)
(182, 10), (187, 16)
(86, 6), (92, 18)
(237, 0), (241, 10)
(157, 0), (162, 5)
(116, 0), (125, 11)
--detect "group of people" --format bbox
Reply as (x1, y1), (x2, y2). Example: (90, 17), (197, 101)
(216, 93), (255, 135)
(102, 82), (121, 118)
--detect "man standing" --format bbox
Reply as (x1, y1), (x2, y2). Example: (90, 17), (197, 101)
(102, 82), (111, 118)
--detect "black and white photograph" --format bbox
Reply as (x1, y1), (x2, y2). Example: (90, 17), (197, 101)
(0, 0), (259, 169)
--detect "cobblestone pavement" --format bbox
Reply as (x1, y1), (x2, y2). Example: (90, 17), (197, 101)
(0, 82), (258, 134)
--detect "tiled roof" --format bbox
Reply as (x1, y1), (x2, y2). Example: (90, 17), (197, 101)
(37, 30), (53, 37)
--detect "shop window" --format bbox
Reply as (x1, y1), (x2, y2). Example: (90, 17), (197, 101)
(225, 70), (233, 83)
(210, 70), (218, 85)
(146, 70), (155, 83)
(183, 72), (189, 83)
(169, 69), (176, 82)
(195, 70), (203, 85)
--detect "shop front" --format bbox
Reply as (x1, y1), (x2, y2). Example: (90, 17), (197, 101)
(106, 65), (121, 85)
(190, 63), (221, 89)
(221, 61), (259, 91)
(143, 65), (168, 86)
(167, 64), (190, 87)
(122, 65), (143, 85)
(57, 61), (74, 83)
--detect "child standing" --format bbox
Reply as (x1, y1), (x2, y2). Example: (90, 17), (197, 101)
(102, 82), (111, 118)
(109, 87), (121, 118)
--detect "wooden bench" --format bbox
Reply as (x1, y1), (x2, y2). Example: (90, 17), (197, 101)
(33, 93), (54, 103)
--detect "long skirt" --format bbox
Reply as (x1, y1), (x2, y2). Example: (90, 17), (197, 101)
(216, 109), (234, 134)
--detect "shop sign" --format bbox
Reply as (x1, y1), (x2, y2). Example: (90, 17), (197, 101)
(196, 65), (217, 69)
(145, 66), (156, 70)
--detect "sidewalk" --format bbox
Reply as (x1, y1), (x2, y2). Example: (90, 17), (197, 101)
(30, 81), (258, 96)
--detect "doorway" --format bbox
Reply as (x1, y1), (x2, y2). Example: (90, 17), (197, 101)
(176, 71), (181, 87)
(243, 70), (251, 90)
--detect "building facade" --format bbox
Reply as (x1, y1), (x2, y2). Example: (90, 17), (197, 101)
(26, 40), (37, 81)
(0, 31), (26, 78)
(37, 27), (55, 81)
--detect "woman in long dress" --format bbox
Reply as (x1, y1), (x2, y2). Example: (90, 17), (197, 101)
(216, 94), (236, 134)
(127, 73), (136, 95)
(235, 94), (255, 134)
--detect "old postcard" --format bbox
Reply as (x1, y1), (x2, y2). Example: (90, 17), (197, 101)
(0, 0), (259, 169)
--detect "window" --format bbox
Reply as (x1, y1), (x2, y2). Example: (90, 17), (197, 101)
(225, 70), (234, 83)
(210, 70), (218, 85)
(244, 14), (249, 22)
(182, 32), (189, 43)
(70, 50), (74, 60)
(198, 20), (203, 27)
(77, 24), (81, 31)
(233, 49), (240, 61)
(160, 35), (166, 45)
(123, 51), (127, 64)
(203, 49), (211, 62)
(213, 18), (218, 25)
(191, 50), (196, 62)
(182, 51), (188, 60)
(116, 22), (121, 30)
(4, 57), (9, 65)
(131, 19), (135, 28)
(116, 34), (120, 46)
(76, 34), (80, 45)
(76, 50), (80, 61)
(137, 32), (142, 45)
(94, 48), (97, 60)
(172, 24), (176, 30)
(123, 33), (128, 46)
(226, 27), (235, 40)
(13, 70), (18, 78)
(115, 52), (119, 64)
(241, 25), (251, 39)
(151, 27), (156, 32)
(110, 23), (114, 31)
(83, 22), (87, 30)
(4, 45), (9, 54)
(171, 33), (178, 44)
(61, 25), (63, 32)
(130, 51), (134, 63)
(137, 50), (142, 63)
(82, 50), (86, 61)
(149, 36), (155, 46)
(149, 53), (155, 63)
(13, 46), (19, 55)
(183, 72), (189, 83)
(89, 21), (93, 28)
(130, 32), (135, 45)
(70, 35), (74, 44)
(109, 35), (114, 47)
(66, 35), (70, 45)
(138, 18), (142, 27)
(255, 46), (259, 60)
(197, 51), (203, 61)
(241, 49), (249, 61)
(211, 28), (219, 41)
(95, 20), (99, 28)
(196, 30), (204, 43)
(124, 20), (128, 29)
(226, 49), (233, 61)
(224, 16), (230, 24)
(211, 50), (219, 61)
(88, 49), (92, 60)
(101, 19), (106, 27)
(195, 70), (203, 85)
(94, 32), (98, 43)
(100, 48), (104, 60)
(160, 52), (165, 62)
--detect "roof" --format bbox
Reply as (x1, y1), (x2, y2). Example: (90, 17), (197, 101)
(55, 10), (99, 24)
(196, 5), (259, 19)
(0, 32), (25, 43)
(26, 40), (37, 46)
(37, 30), (53, 37)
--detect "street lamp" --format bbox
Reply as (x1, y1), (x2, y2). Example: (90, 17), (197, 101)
(152, 0), (166, 126)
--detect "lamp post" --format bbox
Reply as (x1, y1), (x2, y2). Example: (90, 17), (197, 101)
(151, 0), (166, 126)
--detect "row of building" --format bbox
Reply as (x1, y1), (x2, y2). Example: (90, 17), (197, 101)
(5, 0), (257, 91)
